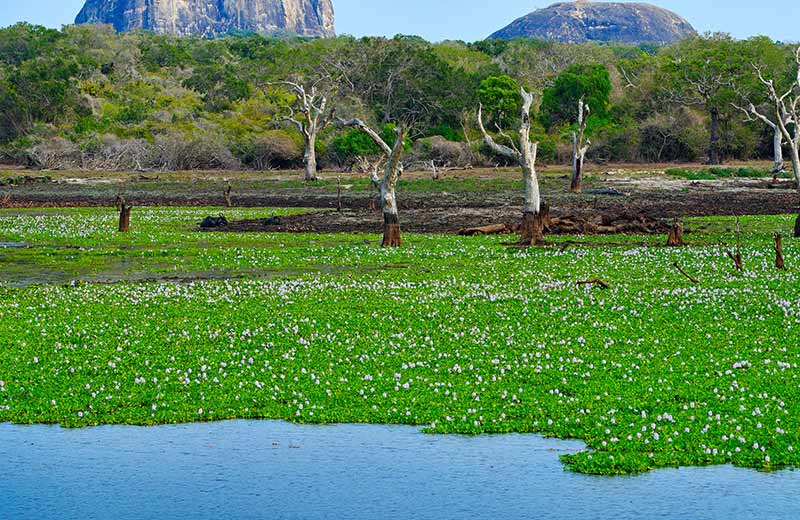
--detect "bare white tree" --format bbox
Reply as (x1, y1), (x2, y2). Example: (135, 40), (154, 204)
(571, 97), (591, 193)
(269, 80), (337, 182)
(478, 87), (545, 245)
(339, 118), (406, 247)
(733, 102), (786, 175)
(747, 48), (800, 236)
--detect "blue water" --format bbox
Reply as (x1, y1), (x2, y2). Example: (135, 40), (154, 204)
(1, 421), (799, 520)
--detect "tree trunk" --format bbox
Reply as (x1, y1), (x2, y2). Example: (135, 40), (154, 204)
(519, 209), (547, 246)
(773, 127), (785, 175)
(381, 189), (401, 247)
(709, 109), (722, 165)
(789, 146), (800, 191)
(304, 136), (318, 182)
(571, 149), (583, 193)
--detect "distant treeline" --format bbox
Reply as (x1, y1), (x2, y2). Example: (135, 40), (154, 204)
(0, 23), (796, 171)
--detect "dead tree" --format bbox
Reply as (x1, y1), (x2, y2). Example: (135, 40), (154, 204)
(223, 182), (233, 208)
(356, 156), (383, 211)
(775, 233), (787, 270)
(749, 48), (800, 236)
(478, 88), (546, 246)
(666, 220), (685, 247)
(571, 96), (591, 194)
(726, 217), (743, 272)
(269, 80), (337, 182)
(430, 160), (439, 180)
(115, 195), (132, 233)
(340, 119), (406, 247)
(733, 102), (786, 176)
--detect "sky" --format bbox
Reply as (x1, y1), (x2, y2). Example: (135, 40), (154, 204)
(0, 0), (798, 43)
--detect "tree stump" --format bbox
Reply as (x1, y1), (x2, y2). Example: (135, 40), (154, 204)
(775, 234), (786, 270)
(115, 196), (132, 233)
(666, 220), (684, 247)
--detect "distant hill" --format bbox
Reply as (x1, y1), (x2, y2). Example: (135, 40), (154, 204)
(489, 1), (696, 45)
(75, 0), (336, 38)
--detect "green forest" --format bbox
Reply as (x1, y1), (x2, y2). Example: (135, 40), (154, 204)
(0, 22), (797, 172)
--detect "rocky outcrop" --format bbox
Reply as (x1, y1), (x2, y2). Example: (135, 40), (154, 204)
(490, 1), (696, 45)
(75, 0), (335, 38)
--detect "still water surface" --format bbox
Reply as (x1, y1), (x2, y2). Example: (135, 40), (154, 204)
(2, 420), (799, 520)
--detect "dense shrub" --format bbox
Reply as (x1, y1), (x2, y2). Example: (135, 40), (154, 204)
(236, 131), (302, 170)
(412, 136), (471, 166)
(26, 137), (82, 170)
(151, 131), (239, 170)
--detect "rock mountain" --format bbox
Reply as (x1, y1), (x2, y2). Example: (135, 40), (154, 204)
(490, 1), (696, 45)
(75, 0), (335, 38)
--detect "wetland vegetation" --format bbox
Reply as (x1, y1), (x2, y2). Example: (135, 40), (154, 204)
(1, 206), (799, 475)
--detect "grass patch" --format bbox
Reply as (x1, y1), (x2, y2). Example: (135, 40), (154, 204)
(664, 167), (781, 180)
(665, 166), (794, 181)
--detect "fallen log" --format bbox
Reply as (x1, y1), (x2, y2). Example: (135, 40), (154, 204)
(458, 223), (516, 236)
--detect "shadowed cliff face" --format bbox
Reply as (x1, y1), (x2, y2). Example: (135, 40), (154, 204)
(490, 1), (696, 44)
(75, 0), (335, 38)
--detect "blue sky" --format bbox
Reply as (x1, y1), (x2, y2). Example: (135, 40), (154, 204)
(1, 1), (798, 43)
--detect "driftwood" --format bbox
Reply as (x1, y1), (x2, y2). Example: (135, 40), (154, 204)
(0, 193), (10, 208)
(725, 217), (744, 271)
(673, 262), (701, 284)
(775, 234), (787, 270)
(577, 278), (611, 290)
(666, 220), (685, 247)
(115, 195), (132, 233)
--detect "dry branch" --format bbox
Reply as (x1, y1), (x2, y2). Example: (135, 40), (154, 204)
(725, 217), (743, 272)
(673, 262), (701, 284)
(577, 278), (611, 290)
